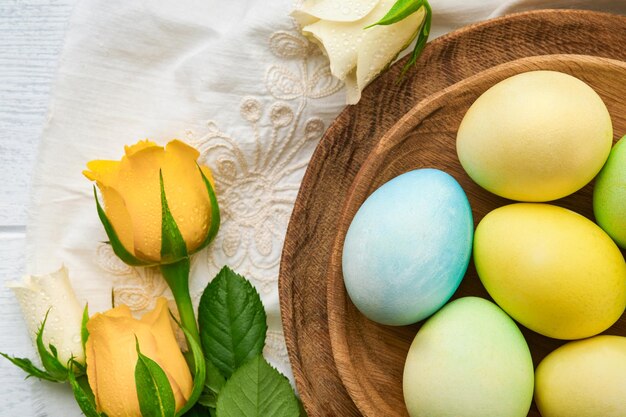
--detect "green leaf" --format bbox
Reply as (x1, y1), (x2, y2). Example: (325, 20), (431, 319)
(0, 352), (59, 382)
(174, 325), (207, 417)
(68, 370), (101, 417)
(193, 165), (221, 254)
(81, 304), (90, 354)
(204, 358), (225, 395)
(135, 338), (176, 417)
(182, 404), (211, 417)
(93, 187), (151, 266)
(298, 398), (309, 417)
(365, 0), (425, 28)
(36, 310), (69, 380)
(159, 170), (189, 264)
(198, 266), (267, 378)
(216, 355), (299, 417)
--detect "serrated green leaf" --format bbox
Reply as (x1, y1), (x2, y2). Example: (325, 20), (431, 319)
(135, 338), (176, 417)
(198, 266), (267, 378)
(159, 170), (188, 264)
(216, 355), (299, 417)
(68, 369), (101, 417)
(194, 165), (220, 254)
(365, 0), (424, 28)
(94, 187), (151, 266)
(0, 352), (59, 382)
(81, 304), (90, 354)
(36, 310), (68, 380)
(174, 326), (206, 417)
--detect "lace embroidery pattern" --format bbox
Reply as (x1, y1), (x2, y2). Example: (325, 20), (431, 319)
(94, 24), (342, 372)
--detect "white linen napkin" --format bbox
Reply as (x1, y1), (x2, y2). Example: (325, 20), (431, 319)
(22, 0), (625, 415)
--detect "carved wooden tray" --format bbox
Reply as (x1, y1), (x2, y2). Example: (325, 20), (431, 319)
(279, 10), (626, 417)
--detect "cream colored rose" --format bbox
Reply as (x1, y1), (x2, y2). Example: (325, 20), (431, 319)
(293, 0), (426, 104)
(7, 266), (85, 365)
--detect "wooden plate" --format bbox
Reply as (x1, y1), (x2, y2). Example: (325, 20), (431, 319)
(329, 54), (626, 417)
(279, 10), (626, 417)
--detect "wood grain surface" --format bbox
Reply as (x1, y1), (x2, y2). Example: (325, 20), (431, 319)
(329, 54), (626, 417)
(279, 10), (626, 417)
(0, 2), (75, 416)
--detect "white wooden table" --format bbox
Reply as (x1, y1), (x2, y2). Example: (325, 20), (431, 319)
(0, 1), (75, 415)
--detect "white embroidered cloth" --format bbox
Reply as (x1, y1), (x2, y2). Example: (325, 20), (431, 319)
(22, 0), (625, 415)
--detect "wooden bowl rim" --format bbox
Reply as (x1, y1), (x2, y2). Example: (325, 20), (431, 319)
(326, 54), (626, 416)
(278, 9), (626, 417)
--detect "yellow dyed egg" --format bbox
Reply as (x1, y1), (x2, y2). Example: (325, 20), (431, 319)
(474, 203), (626, 339)
(403, 297), (534, 417)
(535, 335), (626, 417)
(457, 70), (612, 201)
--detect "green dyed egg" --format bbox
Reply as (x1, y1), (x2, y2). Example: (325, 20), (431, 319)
(403, 297), (534, 417)
(594, 136), (626, 248)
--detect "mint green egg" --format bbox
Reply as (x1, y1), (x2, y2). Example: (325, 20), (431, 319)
(594, 136), (626, 249)
(403, 297), (534, 417)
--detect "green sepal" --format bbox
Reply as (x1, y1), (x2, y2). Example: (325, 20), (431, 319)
(363, 0), (432, 76)
(135, 337), (177, 417)
(192, 165), (221, 254)
(68, 364), (104, 417)
(36, 310), (69, 380)
(159, 170), (189, 264)
(81, 304), (90, 354)
(365, 0), (425, 28)
(171, 316), (207, 417)
(93, 186), (152, 267)
(400, 0), (432, 76)
(0, 352), (60, 382)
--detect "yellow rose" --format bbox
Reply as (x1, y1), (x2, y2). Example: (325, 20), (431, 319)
(86, 297), (192, 416)
(83, 139), (215, 263)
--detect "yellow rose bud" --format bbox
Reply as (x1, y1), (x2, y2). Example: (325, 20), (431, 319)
(86, 297), (192, 416)
(83, 139), (215, 263)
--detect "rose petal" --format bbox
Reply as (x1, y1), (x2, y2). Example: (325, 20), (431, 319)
(298, 0), (378, 23)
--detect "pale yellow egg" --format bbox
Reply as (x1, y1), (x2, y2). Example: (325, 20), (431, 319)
(535, 335), (626, 417)
(457, 70), (612, 201)
(474, 203), (626, 339)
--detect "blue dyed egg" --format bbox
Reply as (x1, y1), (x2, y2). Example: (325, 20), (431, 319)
(342, 169), (473, 325)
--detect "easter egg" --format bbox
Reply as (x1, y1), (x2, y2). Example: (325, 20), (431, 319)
(342, 168), (473, 326)
(474, 203), (626, 339)
(457, 70), (612, 201)
(535, 335), (626, 417)
(403, 297), (534, 417)
(594, 136), (626, 249)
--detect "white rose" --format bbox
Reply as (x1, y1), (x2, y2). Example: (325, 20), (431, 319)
(293, 0), (426, 104)
(7, 266), (85, 365)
